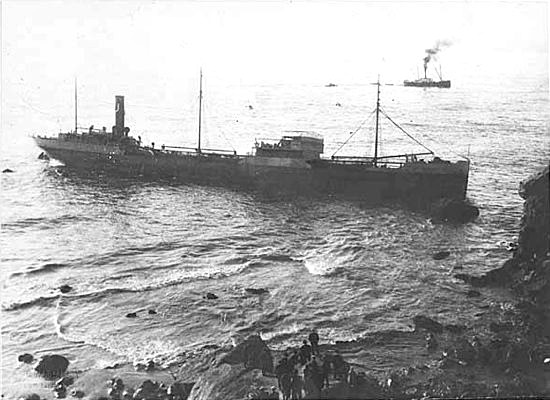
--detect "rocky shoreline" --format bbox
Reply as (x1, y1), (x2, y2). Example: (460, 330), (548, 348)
(14, 165), (550, 399)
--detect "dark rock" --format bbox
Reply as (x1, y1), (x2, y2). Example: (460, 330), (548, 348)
(53, 385), (67, 398)
(219, 335), (274, 374)
(187, 364), (275, 400)
(2, 168), (14, 173)
(430, 198), (480, 224)
(55, 375), (74, 387)
(111, 377), (124, 390)
(38, 152), (50, 160)
(466, 289), (481, 297)
(20, 395), (40, 400)
(132, 380), (159, 399)
(18, 353), (34, 363)
(147, 309), (157, 315)
(146, 360), (155, 371)
(167, 382), (189, 397)
(412, 315), (444, 333)
(35, 354), (69, 379)
(70, 389), (85, 398)
(244, 288), (269, 295)
(120, 389), (134, 400)
(126, 312), (138, 318)
(59, 284), (72, 294)
(433, 250), (451, 260)
(133, 362), (146, 371)
(204, 293), (218, 300)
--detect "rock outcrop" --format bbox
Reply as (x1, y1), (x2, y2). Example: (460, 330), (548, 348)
(456, 165), (549, 302)
(218, 335), (273, 374)
(187, 335), (275, 400)
(35, 354), (69, 379)
(188, 364), (276, 400)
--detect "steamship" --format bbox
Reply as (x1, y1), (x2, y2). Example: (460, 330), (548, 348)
(33, 74), (469, 204)
(404, 63), (451, 88)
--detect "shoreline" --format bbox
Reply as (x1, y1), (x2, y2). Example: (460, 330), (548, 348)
(10, 166), (549, 399)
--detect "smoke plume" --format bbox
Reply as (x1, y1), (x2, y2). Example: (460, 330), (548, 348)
(423, 39), (452, 72)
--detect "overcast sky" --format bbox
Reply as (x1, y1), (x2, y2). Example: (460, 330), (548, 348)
(2, 1), (548, 86)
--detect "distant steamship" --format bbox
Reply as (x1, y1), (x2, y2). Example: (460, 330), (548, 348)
(404, 63), (451, 88)
(33, 74), (468, 205)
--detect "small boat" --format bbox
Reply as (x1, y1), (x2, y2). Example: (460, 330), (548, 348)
(325, 83), (338, 87)
(33, 74), (468, 205)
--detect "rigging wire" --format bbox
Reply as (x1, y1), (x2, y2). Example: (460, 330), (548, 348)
(201, 97), (236, 153)
(331, 108), (377, 157)
(379, 108), (433, 154)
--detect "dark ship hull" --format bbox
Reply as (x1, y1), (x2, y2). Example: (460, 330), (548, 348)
(34, 136), (469, 204)
(34, 85), (469, 205)
(404, 79), (451, 88)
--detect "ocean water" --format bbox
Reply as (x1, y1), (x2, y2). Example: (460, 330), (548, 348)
(2, 59), (549, 394)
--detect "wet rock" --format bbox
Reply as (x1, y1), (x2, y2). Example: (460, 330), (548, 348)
(433, 250), (451, 260)
(430, 198), (480, 224)
(146, 360), (155, 371)
(412, 315), (444, 333)
(120, 389), (134, 400)
(38, 152), (50, 160)
(59, 284), (73, 294)
(188, 364), (276, 400)
(70, 389), (85, 398)
(2, 168), (14, 173)
(18, 353), (34, 363)
(466, 289), (481, 297)
(244, 288), (269, 295)
(19, 395), (40, 400)
(55, 375), (74, 387)
(111, 377), (124, 390)
(167, 382), (194, 399)
(148, 309), (157, 315)
(133, 362), (146, 371)
(219, 334), (274, 373)
(53, 385), (67, 398)
(35, 354), (69, 379)
(132, 380), (159, 399)
(204, 292), (218, 300)
(126, 312), (138, 318)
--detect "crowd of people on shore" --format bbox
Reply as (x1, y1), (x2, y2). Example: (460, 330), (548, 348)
(273, 331), (355, 400)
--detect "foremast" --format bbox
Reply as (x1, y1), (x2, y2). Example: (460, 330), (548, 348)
(374, 78), (380, 167)
(197, 68), (203, 153)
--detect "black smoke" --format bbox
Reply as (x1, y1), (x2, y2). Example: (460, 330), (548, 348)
(423, 40), (452, 75)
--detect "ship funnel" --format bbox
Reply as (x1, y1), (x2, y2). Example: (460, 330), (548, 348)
(115, 96), (125, 135)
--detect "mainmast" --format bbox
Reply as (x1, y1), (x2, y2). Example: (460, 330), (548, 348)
(374, 77), (380, 167)
(74, 77), (78, 133)
(197, 68), (203, 153)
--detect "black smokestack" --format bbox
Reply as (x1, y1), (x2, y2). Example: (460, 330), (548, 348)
(115, 95), (125, 135)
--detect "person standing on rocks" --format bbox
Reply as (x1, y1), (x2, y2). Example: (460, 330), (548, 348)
(299, 340), (312, 365)
(275, 356), (290, 395)
(290, 368), (303, 400)
(308, 331), (320, 355)
(303, 361), (321, 399)
(280, 372), (292, 400)
(321, 355), (331, 389)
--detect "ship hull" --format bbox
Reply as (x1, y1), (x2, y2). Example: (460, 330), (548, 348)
(35, 137), (469, 204)
(404, 80), (451, 88)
